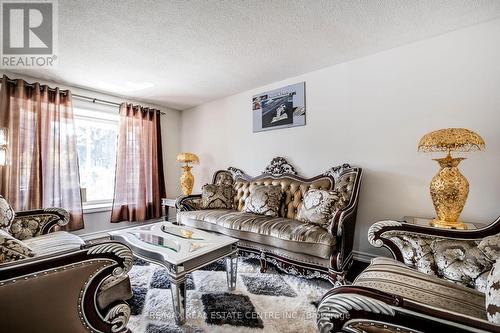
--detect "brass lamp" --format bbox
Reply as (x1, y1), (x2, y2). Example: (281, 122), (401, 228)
(0, 127), (8, 166)
(176, 152), (199, 195)
(418, 128), (485, 229)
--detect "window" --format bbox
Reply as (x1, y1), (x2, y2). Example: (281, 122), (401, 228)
(74, 108), (119, 205)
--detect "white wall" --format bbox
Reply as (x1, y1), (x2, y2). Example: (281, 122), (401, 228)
(180, 18), (500, 257)
(1, 71), (182, 234)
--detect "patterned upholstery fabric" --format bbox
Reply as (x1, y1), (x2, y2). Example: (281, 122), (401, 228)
(23, 231), (84, 256)
(0, 229), (35, 264)
(200, 184), (234, 209)
(0, 195), (15, 229)
(383, 231), (496, 292)
(355, 257), (487, 319)
(213, 171), (234, 187)
(9, 214), (58, 240)
(486, 260), (500, 324)
(296, 189), (341, 227)
(177, 209), (336, 259)
(233, 177), (333, 219)
(243, 185), (282, 217)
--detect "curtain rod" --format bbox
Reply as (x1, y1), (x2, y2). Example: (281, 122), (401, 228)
(3, 77), (166, 116)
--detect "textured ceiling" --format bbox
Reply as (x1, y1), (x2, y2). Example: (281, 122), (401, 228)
(7, 0), (500, 110)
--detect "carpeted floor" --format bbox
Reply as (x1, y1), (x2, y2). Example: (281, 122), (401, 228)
(127, 257), (332, 333)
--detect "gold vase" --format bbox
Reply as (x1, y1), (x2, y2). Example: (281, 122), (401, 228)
(180, 165), (194, 195)
(429, 154), (469, 229)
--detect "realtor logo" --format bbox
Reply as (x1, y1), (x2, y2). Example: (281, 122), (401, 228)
(1, 0), (58, 68)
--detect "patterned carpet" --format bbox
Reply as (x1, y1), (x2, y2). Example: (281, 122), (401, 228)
(127, 257), (331, 333)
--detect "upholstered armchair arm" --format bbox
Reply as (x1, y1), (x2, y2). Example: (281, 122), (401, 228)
(9, 207), (70, 240)
(0, 242), (133, 333)
(176, 194), (202, 211)
(368, 217), (500, 290)
(317, 286), (498, 333)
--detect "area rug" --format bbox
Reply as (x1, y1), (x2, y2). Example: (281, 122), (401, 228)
(127, 257), (330, 333)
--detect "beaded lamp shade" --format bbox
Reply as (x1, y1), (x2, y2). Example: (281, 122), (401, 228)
(418, 128), (485, 153)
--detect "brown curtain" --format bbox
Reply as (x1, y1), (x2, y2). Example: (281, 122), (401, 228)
(0, 75), (84, 230)
(111, 103), (165, 222)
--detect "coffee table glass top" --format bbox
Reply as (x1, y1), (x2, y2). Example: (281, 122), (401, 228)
(109, 222), (238, 265)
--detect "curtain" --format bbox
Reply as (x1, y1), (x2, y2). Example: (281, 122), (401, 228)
(111, 103), (165, 222)
(0, 75), (84, 230)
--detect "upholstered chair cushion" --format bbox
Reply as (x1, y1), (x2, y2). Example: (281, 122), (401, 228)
(0, 195), (15, 229)
(295, 189), (341, 227)
(0, 229), (35, 264)
(243, 185), (282, 217)
(486, 260), (500, 324)
(200, 184), (234, 209)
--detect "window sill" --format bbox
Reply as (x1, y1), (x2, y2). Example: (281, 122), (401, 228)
(83, 202), (113, 214)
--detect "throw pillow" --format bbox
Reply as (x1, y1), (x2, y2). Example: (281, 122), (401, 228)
(0, 195), (15, 229)
(0, 229), (35, 264)
(200, 184), (234, 209)
(486, 259), (500, 324)
(296, 189), (341, 227)
(243, 185), (282, 217)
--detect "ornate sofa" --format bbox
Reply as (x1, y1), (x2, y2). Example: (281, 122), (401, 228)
(317, 216), (500, 332)
(176, 157), (362, 285)
(0, 207), (133, 333)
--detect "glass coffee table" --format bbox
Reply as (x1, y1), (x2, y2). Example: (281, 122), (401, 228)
(109, 222), (238, 325)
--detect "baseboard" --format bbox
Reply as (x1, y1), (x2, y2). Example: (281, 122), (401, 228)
(352, 250), (377, 263)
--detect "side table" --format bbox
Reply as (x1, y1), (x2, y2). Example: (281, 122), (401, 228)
(161, 198), (177, 222)
(403, 216), (484, 230)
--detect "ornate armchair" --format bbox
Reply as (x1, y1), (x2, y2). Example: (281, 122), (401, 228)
(0, 204), (133, 333)
(317, 217), (500, 332)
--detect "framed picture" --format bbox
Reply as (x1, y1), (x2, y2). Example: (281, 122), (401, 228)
(252, 82), (305, 132)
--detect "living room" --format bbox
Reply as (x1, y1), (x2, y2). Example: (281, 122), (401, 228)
(1, 1), (499, 332)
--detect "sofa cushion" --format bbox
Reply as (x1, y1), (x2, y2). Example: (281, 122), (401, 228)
(243, 185), (282, 217)
(296, 189), (341, 227)
(486, 260), (500, 324)
(0, 195), (15, 229)
(234, 177), (333, 219)
(177, 209), (336, 259)
(354, 257), (487, 319)
(200, 184), (233, 209)
(0, 229), (35, 264)
(23, 231), (84, 256)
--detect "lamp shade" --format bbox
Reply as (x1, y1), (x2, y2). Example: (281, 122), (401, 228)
(176, 152), (199, 164)
(418, 128), (485, 153)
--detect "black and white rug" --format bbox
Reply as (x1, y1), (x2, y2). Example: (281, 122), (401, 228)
(127, 257), (330, 333)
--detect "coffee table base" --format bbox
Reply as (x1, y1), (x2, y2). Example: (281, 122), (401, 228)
(166, 251), (238, 325)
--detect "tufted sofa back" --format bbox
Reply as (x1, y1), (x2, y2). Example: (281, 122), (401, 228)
(212, 164), (359, 221)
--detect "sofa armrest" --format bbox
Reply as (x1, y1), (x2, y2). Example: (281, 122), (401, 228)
(317, 286), (499, 333)
(9, 207), (70, 240)
(0, 242), (133, 333)
(368, 217), (500, 262)
(176, 194), (202, 211)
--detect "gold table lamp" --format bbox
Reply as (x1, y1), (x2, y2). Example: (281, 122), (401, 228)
(418, 128), (485, 229)
(176, 152), (199, 195)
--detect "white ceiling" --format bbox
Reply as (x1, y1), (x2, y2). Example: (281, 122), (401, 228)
(8, 0), (500, 110)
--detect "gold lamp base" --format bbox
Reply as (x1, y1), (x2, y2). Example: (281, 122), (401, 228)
(180, 165), (194, 195)
(430, 218), (467, 230)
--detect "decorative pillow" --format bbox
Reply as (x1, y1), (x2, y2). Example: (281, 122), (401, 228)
(0, 229), (35, 264)
(296, 189), (341, 227)
(0, 195), (15, 229)
(200, 184), (234, 209)
(486, 259), (500, 324)
(243, 185), (282, 217)
(479, 234), (500, 262)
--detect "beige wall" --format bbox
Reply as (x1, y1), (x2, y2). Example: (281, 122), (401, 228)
(180, 18), (500, 257)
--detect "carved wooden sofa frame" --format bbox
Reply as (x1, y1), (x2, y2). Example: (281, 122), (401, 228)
(0, 208), (133, 333)
(316, 216), (500, 332)
(176, 157), (362, 285)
